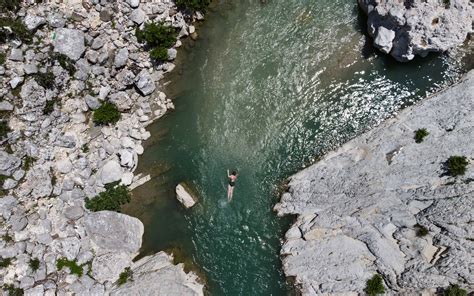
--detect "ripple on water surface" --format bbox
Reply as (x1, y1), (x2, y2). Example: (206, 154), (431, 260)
(123, 0), (471, 295)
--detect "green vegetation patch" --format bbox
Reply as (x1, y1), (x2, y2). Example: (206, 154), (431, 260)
(29, 258), (40, 271)
(364, 274), (385, 296)
(56, 258), (83, 276)
(176, 0), (209, 12)
(0, 120), (10, 139)
(81, 144), (89, 153)
(2, 284), (24, 296)
(51, 53), (76, 76)
(0, 52), (5, 65)
(22, 155), (35, 171)
(444, 284), (467, 296)
(414, 128), (429, 143)
(446, 156), (469, 177)
(118, 267), (133, 286)
(0, 17), (33, 44)
(415, 223), (429, 237)
(34, 72), (55, 89)
(93, 102), (121, 125)
(0, 0), (22, 12)
(0, 257), (12, 268)
(43, 99), (58, 115)
(85, 181), (130, 212)
(2, 233), (13, 243)
(135, 22), (177, 62)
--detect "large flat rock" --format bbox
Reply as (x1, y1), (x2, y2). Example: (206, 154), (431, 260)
(54, 28), (85, 61)
(358, 0), (473, 62)
(275, 70), (474, 294)
(110, 251), (204, 296)
(84, 211), (143, 255)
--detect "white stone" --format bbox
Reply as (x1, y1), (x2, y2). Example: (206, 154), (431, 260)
(99, 160), (123, 184)
(175, 183), (197, 209)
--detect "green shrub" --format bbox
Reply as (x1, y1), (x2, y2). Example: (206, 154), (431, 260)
(56, 258), (83, 276)
(414, 128), (429, 143)
(22, 155), (35, 171)
(176, 0), (209, 11)
(0, 257), (12, 268)
(2, 284), (24, 296)
(0, 17), (33, 44)
(2, 233), (13, 243)
(444, 284), (467, 296)
(85, 181), (131, 212)
(150, 47), (169, 61)
(0, 0), (22, 12)
(135, 22), (176, 62)
(0, 52), (5, 65)
(118, 267), (133, 286)
(34, 72), (55, 89)
(29, 258), (40, 271)
(364, 274), (385, 295)
(81, 144), (89, 153)
(51, 53), (76, 76)
(443, 0), (450, 8)
(93, 102), (121, 125)
(446, 156), (468, 177)
(0, 120), (10, 139)
(415, 224), (429, 237)
(43, 99), (57, 115)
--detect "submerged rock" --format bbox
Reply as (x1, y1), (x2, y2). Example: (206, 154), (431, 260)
(358, 0), (473, 61)
(176, 183), (198, 209)
(275, 70), (474, 294)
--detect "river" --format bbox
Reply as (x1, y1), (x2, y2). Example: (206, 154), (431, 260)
(122, 0), (472, 295)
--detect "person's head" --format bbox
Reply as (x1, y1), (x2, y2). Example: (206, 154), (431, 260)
(231, 170), (237, 176)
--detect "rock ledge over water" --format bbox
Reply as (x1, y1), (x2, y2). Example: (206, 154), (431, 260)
(275, 70), (474, 294)
(358, 0), (473, 61)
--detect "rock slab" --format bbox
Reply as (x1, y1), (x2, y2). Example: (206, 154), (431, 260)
(176, 183), (198, 208)
(54, 28), (85, 61)
(275, 70), (474, 294)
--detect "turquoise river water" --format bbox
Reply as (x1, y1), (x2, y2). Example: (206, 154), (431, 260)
(123, 0), (472, 295)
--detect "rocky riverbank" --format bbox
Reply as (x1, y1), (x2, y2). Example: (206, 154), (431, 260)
(275, 70), (473, 294)
(359, 0), (473, 62)
(0, 0), (204, 294)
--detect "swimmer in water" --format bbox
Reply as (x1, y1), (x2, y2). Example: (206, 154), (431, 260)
(227, 170), (238, 202)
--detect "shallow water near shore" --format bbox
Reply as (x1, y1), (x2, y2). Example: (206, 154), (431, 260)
(123, 0), (471, 294)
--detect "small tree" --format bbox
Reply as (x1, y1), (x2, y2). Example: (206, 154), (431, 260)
(85, 181), (131, 212)
(365, 274), (385, 295)
(175, 0), (209, 11)
(135, 22), (177, 62)
(29, 258), (40, 271)
(0, 17), (33, 44)
(56, 258), (83, 276)
(414, 128), (429, 143)
(415, 224), (429, 237)
(0, 257), (12, 268)
(0, 120), (10, 139)
(446, 156), (468, 177)
(93, 102), (121, 125)
(34, 72), (55, 89)
(118, 267), (133, 285)
(444, 284), (467, 296)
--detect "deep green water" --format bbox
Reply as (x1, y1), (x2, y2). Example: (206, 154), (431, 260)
(123, 0), (471, 295)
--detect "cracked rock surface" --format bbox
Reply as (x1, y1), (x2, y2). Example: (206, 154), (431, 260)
(275, 70), (474, 294)
(358, 0), (473, 61)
